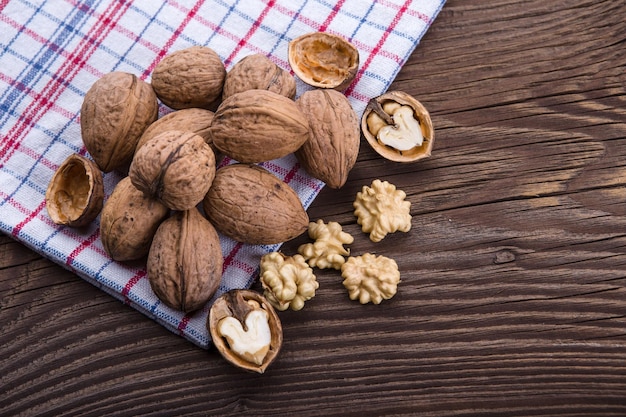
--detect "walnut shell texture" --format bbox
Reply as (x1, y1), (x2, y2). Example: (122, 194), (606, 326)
(151, 46), (226, 110)
(222, 54), (296, 100)
(45, 153), (104, 228)
(203, 164), (309, 245)
(288, 32), (359, 91)
(100, 176), (169, 262)
(295, 89), (360, 189)
(80, 71), (158, 172)
(135, 108), (215, 155)
(209, 89), (310, 163)
(129, 130), (216, 211)
(147, 208), (223, 313)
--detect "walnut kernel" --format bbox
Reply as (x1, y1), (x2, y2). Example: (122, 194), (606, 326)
(353, 179), (412, 242)
(341, 253), (400, 304)
(260, 252), (318, 311)
(298, 220), (354, 270)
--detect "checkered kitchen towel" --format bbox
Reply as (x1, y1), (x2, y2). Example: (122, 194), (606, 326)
(0, 0), (445, 348)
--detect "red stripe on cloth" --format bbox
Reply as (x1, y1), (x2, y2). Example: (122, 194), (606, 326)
(318, 0), (345, 32)
(11, 200), (46, 237)
(65, 228), (100, 267)
(0, 0), (10, 13)
(271, 3), (320, 31)
(377, 0), (432, 24)
(344, 2), (410, 97)
(222, 242), (244, 273)
(1, 13), (105, 80)
(224, 0), (276, 67)
(0, 1), (130, 162)
(283, 160), (300, 184)
(121, 270), (146, 300)
(177, 314), (191, 334)
(0, 73), (77, 122)
(141, 0), (205, 79)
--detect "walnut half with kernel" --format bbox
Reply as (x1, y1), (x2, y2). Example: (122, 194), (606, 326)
(361, 91), (434, 163)
(208, 290), (283, 374)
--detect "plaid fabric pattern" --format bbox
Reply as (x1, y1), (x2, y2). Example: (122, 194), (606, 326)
(0, 0), (445, 348)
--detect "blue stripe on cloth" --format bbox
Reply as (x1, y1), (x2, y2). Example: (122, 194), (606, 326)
(266, 1), (307, 56)
(205, 0), (242, 55)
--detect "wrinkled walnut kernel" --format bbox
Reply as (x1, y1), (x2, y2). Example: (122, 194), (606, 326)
(260, 252), (318, 311)
(298, 220), (354, 270)
(341, 253), (400, 305)
(353, 179), (412, 242)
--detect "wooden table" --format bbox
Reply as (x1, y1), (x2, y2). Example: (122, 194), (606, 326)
(2, 1), (625, 415)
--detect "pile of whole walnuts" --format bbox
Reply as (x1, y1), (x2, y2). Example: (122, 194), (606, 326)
(45, 32), (432, 373)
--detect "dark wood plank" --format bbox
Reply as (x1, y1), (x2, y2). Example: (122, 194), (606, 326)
(2, 0), (626, 415)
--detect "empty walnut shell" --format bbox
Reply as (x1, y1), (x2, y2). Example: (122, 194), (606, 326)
(288, 32), (359, 91)
(45, 153), (104, 228)
(209, 289), (283, 374)
(361, 91), (434, 163)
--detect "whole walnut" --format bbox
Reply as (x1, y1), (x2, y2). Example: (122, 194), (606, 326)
(222, 54), (296, 100)
(295, 89), (360, 189)
(209, 89), (310, 163)
(203, 164), (309, 245)
(135, 108), (215, 155)
(100, 177), (169, 262)
(151, 46), (226, 110)
(80, 71), (158, 172)
(129, 130), (216, 211)
(148, 208), (223, 313)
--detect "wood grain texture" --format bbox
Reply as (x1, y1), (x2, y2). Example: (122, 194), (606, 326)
(2, 1), (626, 415)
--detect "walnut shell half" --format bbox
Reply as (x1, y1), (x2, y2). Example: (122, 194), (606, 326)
(45, 153), (104, 228)
(288, 32), (359, 91)
(209, 289), (283, 374)
(361, 91), (434, 163)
